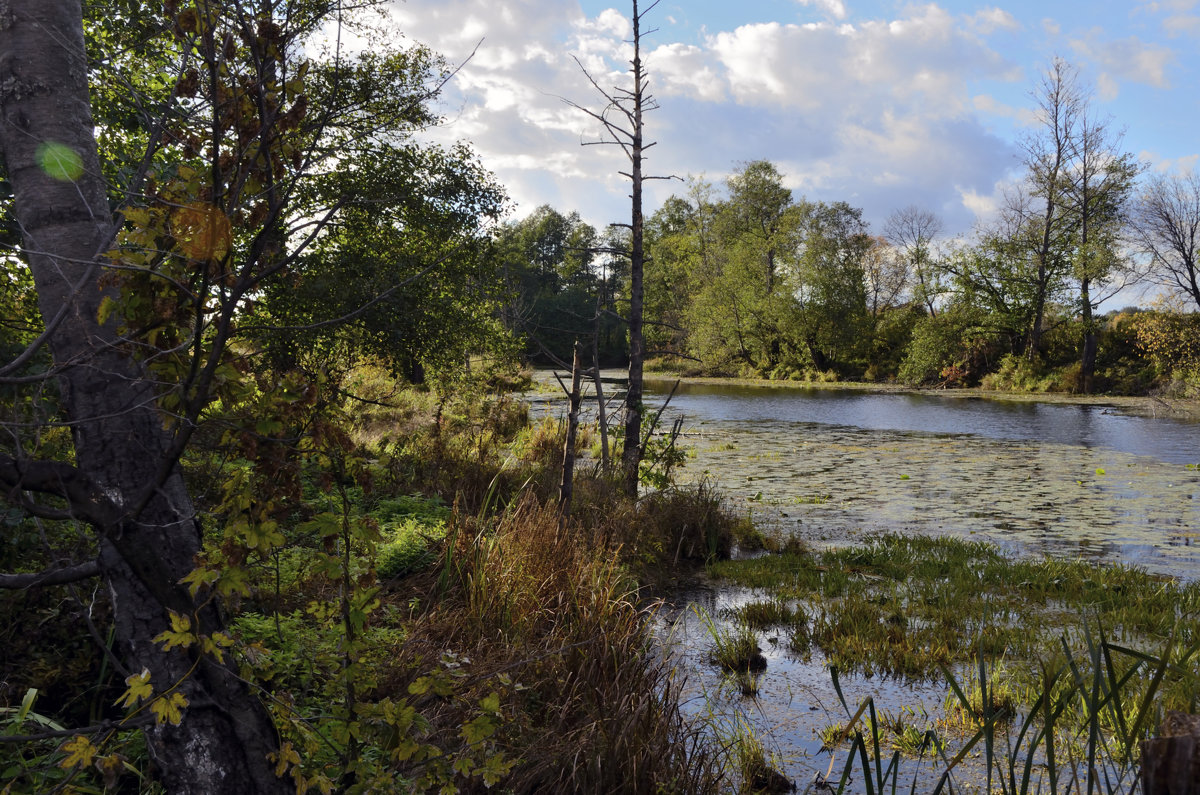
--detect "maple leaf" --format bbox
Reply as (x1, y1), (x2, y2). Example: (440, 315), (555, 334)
(153, 611), (196, 651)
(58, 735), (97, 769)
(149, 691), (189, 726)
(116, 669), (153, 709)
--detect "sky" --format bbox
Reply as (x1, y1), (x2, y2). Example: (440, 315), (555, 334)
(382, 0), (1200, 240)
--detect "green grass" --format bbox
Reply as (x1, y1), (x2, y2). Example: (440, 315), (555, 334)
(708, 533), (1200, 680)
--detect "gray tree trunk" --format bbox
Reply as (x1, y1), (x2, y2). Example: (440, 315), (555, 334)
(621, 0), (646, 497)
(0, 2), (288, 792)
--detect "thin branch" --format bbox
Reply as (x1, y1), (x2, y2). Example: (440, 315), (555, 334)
(0, 715), (152, 744)
(0, 560), (100, 590)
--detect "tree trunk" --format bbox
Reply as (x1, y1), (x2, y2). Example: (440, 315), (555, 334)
(621, 0), (646, 497)
(1142, 711), (1200, 794)
(0, 2), (287, 792)
(1078, 277), (1097, 393)
(558, 341), (583, 518)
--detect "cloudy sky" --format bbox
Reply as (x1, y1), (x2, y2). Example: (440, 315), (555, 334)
(384, 0), (1199, 238)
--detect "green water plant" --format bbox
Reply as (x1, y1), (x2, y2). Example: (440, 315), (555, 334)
(696, 607), (766, 674)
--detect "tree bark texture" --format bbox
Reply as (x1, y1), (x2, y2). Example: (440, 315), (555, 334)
(621, 0), (646, 497)
(558, 341), (583, 518)
(0, 2), (288, 792)
(1142, 711), (1200, 794)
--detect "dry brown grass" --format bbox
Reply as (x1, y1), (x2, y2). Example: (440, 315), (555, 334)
(385, 496), (722, 793)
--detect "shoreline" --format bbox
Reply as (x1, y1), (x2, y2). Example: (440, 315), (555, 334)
(641, 371), (1200, 421)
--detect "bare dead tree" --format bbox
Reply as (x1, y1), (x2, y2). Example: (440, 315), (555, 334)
(883, 205), (943, 316)
(565, 0), (678, 496)
(1133, 169), (1200, 311)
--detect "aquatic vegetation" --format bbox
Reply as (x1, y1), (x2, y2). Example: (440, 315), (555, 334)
(723, 597), (803, 629)
(713, 714), (792, 794)
(709, 532), (1200, 682)
(817, 721), (846, 752)
(696, 607), (766, 674)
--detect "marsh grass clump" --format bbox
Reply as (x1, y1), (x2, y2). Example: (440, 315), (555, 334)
(697, 608), (766, 674)
(588, 480), (751, 570)
(716, 714), (793, 794)
(817, 721), (847, 752)
(388, 496), (723, 793)
(709, 532), (1200, 681)
(725, 598), (803, 630)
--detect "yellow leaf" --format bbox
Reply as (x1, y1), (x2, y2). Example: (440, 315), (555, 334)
(58, 735), (97, 769)
(181, 566), (219, 597)
(271, 740), (301, 777)
(172, 203), (231, 261)
(154, 611), (197, 651)
(149, 691), (189, 726)
(97, 296), (118, 326)
(116, 669), (153, 709)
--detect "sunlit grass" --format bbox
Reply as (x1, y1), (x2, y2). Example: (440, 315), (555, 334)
(708, 532), (1200, 680)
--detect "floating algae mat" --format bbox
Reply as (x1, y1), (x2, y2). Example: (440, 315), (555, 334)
(630, 382), (1200, 580)
(681, 420), (1199, 577)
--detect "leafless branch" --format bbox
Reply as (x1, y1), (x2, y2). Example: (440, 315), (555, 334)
(0, 560), (100, 590)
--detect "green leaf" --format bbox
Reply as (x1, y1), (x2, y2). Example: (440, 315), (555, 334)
(460, 714), (496, 745)
(479, 691), (501, 715)
(36, 141), (84, 181)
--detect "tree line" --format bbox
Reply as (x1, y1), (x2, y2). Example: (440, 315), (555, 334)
(506, 60), (1200, 396)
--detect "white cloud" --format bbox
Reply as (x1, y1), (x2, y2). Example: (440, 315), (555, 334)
(649, 43), (727, 102)
(796, 0), (848, 21)
(970, 8), (1021, 34)
(1096, 72), (1120, 101)
(386, 0), (1027, 234)
(1069, 31), (1176, 87)
(1140, 149), (1200, 174)
(973, 94), (1039, 126)
(1137, 0), (1200, 27)
(579, 8), (631, 38)
(958, 183), (1004, 223)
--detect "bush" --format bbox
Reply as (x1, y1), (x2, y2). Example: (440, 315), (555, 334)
(899, 309), (993, 386)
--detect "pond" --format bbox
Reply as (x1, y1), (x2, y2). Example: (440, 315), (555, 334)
(640, 379), (1200, 581)
(528, 373), (1200, 791)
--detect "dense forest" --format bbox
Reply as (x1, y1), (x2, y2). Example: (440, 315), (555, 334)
(1, 1), (1199, 793)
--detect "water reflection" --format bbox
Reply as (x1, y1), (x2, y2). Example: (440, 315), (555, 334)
(648, 382), (1200, 466)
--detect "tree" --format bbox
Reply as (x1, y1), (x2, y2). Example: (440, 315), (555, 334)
(788, 201), (872, 372)
(1060, 112), (1139, 392)
(883, 205), (943, 316)
(721, 160), (795, 294)
(1133, 169), (1200, 311)
(1, 2), (287, 790)
(1020, 58), (1083, 360)
(0, 1), (500, 790)
(568, 0), (673, 494)
(495, 205), (616, 365)
(862, 236), (909, 318)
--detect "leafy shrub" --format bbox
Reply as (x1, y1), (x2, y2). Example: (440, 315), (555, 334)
(377, 517), (447, 579)
(899, 310), (988, 386)
(374, 496), (451, 580)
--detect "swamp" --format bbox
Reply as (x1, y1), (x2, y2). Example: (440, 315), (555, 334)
(532, 372), (1200, 793)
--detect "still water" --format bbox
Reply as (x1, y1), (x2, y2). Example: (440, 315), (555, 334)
(638, 379), (1200, 580)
